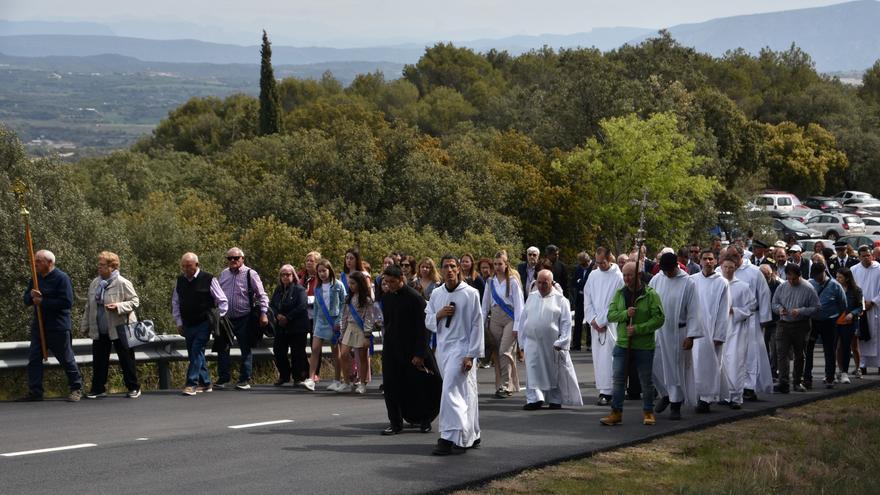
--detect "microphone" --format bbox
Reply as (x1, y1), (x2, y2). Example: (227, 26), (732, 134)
(445, 302), (456, 328)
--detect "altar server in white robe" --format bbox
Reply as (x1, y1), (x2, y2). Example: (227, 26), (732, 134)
(520, 270), (583, 410)
(690, 249), (730, 413)
(728, 246), (773, 399)
(583, 247), (624, 406)
(649, 253), (703, 420)
(426, 255), (484, 455)
(720, 257), (757, 409)
(852, 246), (880, 370)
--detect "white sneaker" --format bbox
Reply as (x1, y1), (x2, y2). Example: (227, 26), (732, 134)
(335, 382), (353, 393)
(303, 378), (316, 391)
(355, 383), (367, 394)
(840, 372), (851, 384)
(834, 371), (842, 383)
(326, 380), (342, 392)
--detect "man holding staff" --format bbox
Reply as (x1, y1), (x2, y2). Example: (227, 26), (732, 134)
(18, 250), (84, 402)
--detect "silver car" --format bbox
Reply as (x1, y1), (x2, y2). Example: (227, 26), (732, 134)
(862, 217), (880, 235)
(805, 213), (866, 240)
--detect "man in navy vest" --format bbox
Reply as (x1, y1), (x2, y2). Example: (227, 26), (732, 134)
(172, 252), (228, 396)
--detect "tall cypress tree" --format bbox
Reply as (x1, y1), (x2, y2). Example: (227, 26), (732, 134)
(259, 30), (282, 136)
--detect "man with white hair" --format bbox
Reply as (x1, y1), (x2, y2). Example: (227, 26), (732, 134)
(18, 250), (84, 402)
(172, 252), (228, 396)
(517, 246), (541, 301)
(217, 247), (269, 390)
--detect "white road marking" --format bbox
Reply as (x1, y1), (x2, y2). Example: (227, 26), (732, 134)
(135, 438), (149, 441)
(227, 419), (293, 429)
(332, 413), (340, 416)
(2, 443), (97, 457)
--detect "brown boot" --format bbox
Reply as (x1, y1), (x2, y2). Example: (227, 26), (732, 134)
(643, 411), (656, 425)
(600, 410), (622, 426)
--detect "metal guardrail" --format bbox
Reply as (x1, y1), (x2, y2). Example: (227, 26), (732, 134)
(0, 335), (383, 389)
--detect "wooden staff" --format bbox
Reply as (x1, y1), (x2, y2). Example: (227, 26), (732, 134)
(13, 180), (47, 361)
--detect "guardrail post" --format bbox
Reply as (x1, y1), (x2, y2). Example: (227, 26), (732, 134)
(158, 360), (171, 390)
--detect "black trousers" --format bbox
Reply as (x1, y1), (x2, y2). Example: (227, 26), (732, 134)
(573, 297), (586, 350)
(274, 331), (309, 382)
(777, 319), (811, 389)
(91, 334), (139, 393)
(804, 318), (837, 383)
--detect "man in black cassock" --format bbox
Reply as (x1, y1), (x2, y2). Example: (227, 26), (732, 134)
(379, 264), (441, 435)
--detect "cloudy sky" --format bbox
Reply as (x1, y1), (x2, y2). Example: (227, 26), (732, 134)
(0, 0), (854, 46)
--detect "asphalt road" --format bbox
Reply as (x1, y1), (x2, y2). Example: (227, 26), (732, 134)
(1, 350), (876, 495)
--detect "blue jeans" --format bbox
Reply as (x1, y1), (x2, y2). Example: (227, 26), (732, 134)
(28, 330), (83, 396)
(184, 321), (212, 387)
(611, 346), (654, 412)
(217, 315), (253, 383)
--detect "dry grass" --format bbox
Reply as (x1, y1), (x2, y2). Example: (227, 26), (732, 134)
(457, 388), (880, 495)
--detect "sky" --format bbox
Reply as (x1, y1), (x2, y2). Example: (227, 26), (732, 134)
(0, 0), (857, 46)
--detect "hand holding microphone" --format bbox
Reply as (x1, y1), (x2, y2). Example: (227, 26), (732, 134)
(445, 302), (456, 328)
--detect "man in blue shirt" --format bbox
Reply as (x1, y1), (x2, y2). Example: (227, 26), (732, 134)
(18, 250), (83, 402)
(807, 262), (847, 389)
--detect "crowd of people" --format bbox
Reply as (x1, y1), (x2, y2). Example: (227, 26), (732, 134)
(17, 237), (880, 454)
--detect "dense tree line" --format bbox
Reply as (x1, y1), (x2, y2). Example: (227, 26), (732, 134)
(3, 32), (879, 340)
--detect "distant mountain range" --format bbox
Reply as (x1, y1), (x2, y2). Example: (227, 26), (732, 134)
(1, 1), (878, 73)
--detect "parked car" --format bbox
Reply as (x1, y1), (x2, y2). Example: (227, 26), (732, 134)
(832, 191), (874, 201)
(861, 217), (880, 235)
(841, 197), (880, 207)
(772, 217), (822, 242)
(839, 235), (880, 251)
(804, 213), (866, 240)
(841, 204), (880, 217)
(781, 208), (822, 223)
(799, 239), (834, 257)
(752, 192), (801, 214)
(801, 196), (843, 212)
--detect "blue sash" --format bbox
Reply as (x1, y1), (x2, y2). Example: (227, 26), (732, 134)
(316, 282), (335, 328)
(490, 279), (515, 319)
(347, 300), (375, 355)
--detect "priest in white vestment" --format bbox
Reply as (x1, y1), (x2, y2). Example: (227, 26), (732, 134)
(584, 248), (624, 406)
(720, 257), (757, 408)
(690, 249), (730, 413)
(649, 253), (703, 420)
(852, 247), (880, 369)
(426, 255), (484, 455)
(520, 270), (583, 410)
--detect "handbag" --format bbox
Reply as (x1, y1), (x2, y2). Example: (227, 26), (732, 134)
(118, 320), (157, 348)
(246, 269), (266, 345)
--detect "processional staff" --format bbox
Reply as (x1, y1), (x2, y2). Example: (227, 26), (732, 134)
(12, 179), (48, 361)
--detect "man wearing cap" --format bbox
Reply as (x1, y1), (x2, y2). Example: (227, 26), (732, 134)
(517, 247), (540, 301)
(788, 245), (811, 280)
(750, 240), (772, 267)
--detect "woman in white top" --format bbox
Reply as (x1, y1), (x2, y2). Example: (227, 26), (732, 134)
(481, 250), (524, 398)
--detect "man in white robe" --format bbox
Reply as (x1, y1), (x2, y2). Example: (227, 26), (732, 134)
(520, 270), (582, 410)
(720, 257), (756, 409)
(650, 253), (703, 420)
(426, 255), (483, 455)
(723, 246), (773, 399)
(690, 249), (730, 413)
(583, 247), (624, 406)
(852, 246), (880, 371)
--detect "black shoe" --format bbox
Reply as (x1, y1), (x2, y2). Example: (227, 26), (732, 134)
(381, 425), (402, 436)
(730, 402), (742, 410)
(523, 401), (544, 411)
(718, 399), (731, 406)
(273, 380), (288, 387)
(432, 438), (466, 456)
(470, 438), (481, 449)
(596, 395), (611, 406)
(743, 389), (758, 402)
(802, 380), (813, 390)
(860, 367), (868, 376)
(669, 402), (682, 420)
(654, 396), (670, 413)
(773, 385), (790, 394)
(15, 392), (43, 402)
(419, 422), (432, 433)
(494, 388), (509, 399)
(823, 379), (834, 389)
(548, 403), (562, 410)
(695, 400), (711, 414)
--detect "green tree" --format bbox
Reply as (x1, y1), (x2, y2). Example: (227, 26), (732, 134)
(761, 122), (849, 197)
(259, 30), (283, 136)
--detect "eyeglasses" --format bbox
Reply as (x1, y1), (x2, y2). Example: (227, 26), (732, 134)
(227, 256), (242, 261)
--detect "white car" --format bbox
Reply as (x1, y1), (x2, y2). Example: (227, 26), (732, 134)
(862, 217), (880, 235)
(805, 213), (866, 240)
(833, 190), (874, 201)
(753, 192), (801, 214)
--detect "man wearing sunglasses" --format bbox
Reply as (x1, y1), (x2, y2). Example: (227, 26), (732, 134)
(217, 247), (269, 390)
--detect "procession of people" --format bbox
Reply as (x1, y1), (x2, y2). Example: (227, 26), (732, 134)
(17, 237), (879, 455)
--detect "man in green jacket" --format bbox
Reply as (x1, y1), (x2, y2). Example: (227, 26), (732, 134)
(600, 259), (665, 426)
